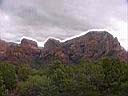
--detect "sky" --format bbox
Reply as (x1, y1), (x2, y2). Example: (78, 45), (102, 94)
(0, 0), (128, 50)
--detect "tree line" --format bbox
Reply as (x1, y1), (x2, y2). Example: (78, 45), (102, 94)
(0, 57), (128, 96)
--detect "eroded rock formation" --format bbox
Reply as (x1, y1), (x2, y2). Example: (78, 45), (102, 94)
(0, 31), (127, 66)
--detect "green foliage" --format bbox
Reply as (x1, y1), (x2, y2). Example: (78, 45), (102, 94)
(48, 61), (74, 96)
(47, 60), (99, 96)
(0, 72), (6, 96)
(0, 58), (128, 96)
(0, 63), (17, 90)
(96, 58), (128, 96)
(17, 64), (32, 81)
(18, 75), (52, 96)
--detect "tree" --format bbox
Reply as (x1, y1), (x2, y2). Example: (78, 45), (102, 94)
(47, 60), (99, 96)
(18, 75), (52, 96)
(0, 72), (6, 96)
(17, 64), (32, 81)
(0, 63), (17, 90)
(97, 57), (128, 96)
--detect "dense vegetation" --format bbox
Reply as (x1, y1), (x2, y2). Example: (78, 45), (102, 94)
(0, 57), (128, 96)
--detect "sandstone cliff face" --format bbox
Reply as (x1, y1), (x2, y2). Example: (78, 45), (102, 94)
(21, 38), (38, 49)
(0, 39), (41, 65)
(63, 31), (127, 63)
(0, 40), (9, 58)
(0, 31), (127, 66)
(40, 39), (70, 64)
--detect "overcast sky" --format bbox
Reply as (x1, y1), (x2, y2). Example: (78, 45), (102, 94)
(0, 0), (128, 50)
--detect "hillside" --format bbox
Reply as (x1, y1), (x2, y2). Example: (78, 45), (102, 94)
(0, 31), (128, 96)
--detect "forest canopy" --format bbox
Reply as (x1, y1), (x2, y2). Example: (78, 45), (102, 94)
(0, 57), (128, 96)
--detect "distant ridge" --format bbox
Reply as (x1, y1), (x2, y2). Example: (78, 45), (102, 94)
(0, 31), (127, 66)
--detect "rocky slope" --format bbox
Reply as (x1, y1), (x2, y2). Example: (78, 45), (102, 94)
(0, 31), (127, 66)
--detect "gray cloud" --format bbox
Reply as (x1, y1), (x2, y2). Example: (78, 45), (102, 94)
(1, 0), (89, 30)
(0, 0), (127, 49)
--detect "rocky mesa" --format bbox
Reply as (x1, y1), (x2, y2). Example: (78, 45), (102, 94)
(0, 31), (127, 66)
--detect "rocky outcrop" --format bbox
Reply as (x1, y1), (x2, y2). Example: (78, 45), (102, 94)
(40, 38), (70, 64)
(0, 40), (9, 58)
(63, 31), (127, 63)
(21, 38), (38, 49)
(0, 39), (41, 65)
(0, 31), (127, 66)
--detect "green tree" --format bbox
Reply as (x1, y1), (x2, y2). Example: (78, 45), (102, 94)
(18, 75), (52, 96)
(17, 64), (32, 81)
(0, 72), (6, 96)
(97, 57), (128, 96)
(0, 63), (17, 90)
(74, 60), (101, 96)
(47, 60), (99, 96)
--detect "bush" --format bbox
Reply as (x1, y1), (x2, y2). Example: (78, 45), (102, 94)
(0, 63), (17, 90)
(17, 64), (32, 81)
(0, 72), (6, 96)
(18, 75), (52, 96)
